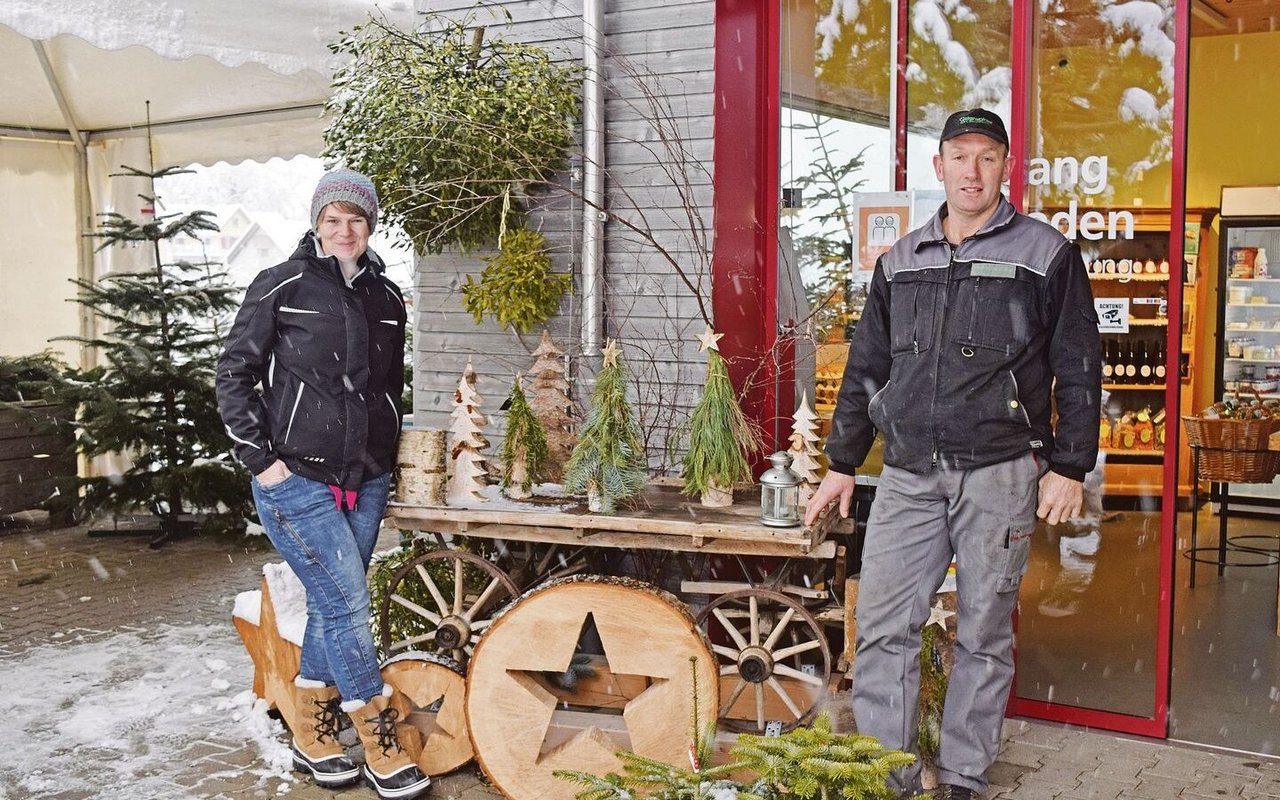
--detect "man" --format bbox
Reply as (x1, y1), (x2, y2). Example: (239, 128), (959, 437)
(804, 108), (1100, 799)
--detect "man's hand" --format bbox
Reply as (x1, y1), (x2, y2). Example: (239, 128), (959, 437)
(255, 460), (292, 488)
(803, 471), (857, 527)
(1037, 470), (1083, 525)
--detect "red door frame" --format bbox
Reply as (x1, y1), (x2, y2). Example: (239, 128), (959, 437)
(712, 0), (1189, 739)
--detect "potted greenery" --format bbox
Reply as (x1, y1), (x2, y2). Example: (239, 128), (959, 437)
(0, 351), (75, 520)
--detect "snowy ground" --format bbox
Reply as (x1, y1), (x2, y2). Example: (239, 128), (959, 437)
(0, 622), (292, 800)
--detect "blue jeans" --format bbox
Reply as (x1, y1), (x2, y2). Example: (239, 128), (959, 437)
(252, 471), (390, 704)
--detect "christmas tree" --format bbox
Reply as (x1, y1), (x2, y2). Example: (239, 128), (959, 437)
(52, 164), (250, 542)
(526, 329), (576, 482)
(562, 340), (647, 513)
(788, 390), (826, 504)
(448, 361), (490, 505)
(499, 375), (549, 499)
(681, 325), (762, 507)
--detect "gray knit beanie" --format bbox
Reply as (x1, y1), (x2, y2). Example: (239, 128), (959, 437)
(311, 169), (379, 233)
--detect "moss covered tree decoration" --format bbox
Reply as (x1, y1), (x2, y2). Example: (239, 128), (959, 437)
(917, 598), (955, 764)
(527, 329), (576, 482)
(681, 325), (763, 507)
(562, 339), (647, 513)
(462, 228), (571, 332)
(448, 361), (490, 505)
(324, 13), (580, 253)
(788, 391), (825, 504)
(499, 375), (549, 500)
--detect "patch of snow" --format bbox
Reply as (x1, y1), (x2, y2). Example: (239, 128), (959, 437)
(233, 588), (263, 625)
(0, 623), (292, 798)
(263, 562), (308, 646)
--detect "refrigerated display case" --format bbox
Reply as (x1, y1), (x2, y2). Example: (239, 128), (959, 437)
(1213, 214), (1280, 512)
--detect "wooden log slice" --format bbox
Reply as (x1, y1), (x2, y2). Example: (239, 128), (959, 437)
(465, 575), (718, 800)
(382, 653), (473, 776)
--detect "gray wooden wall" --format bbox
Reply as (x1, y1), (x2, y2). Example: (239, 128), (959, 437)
(411, 0), (716, 476)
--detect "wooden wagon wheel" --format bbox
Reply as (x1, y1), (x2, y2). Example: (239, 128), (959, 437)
(378, 549), (520, 662)
(695, 588), (831, 733)
(465, 575), (719, 800)
(381, 652), (473, 776)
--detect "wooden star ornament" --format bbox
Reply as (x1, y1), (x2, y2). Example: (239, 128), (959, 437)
(601, 338), (622, 367)
(696, 325), (724, 353)
(927, 599), (955, 631)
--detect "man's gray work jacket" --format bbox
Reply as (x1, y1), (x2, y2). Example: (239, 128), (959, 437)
(826, 196), (1101, 482)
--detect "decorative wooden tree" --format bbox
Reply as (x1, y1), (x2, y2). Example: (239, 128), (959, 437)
(681, 325), (762, 507)
(448, 362), (490, 505)
(562, 340), (647, 513)
(499, 375), (549, 500)
(788, 390), (825, 504)
(526, 330), (575, 482)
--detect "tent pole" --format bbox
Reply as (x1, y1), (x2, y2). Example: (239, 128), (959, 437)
(32, 39), (96, 371)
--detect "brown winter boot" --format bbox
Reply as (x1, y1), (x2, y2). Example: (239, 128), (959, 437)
(346, 686), (431, 799)
(290, 682), (359, 787)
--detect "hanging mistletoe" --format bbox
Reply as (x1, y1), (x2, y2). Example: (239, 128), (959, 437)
(324, 12), (581, 253)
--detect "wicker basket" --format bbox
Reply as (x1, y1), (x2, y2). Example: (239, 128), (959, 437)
(1181, 415), (1280, 482)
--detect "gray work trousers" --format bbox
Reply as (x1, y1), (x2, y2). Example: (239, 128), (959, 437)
(853, 454), (1039, 795)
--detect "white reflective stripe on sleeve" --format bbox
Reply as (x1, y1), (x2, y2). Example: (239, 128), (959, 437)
(225, 425), (261, 450)
(386, 392), (398, 418)
(380, 319), (398, 325)
(268, 353), (276, 388)
(284, 384), (305, 443)
(260, 273), (303, 299)
(279, 306), (320, 314)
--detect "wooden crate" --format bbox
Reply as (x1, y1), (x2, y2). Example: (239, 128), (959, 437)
(0, 402), (74, 517)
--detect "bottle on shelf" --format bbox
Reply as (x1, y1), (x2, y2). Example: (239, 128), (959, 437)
(1101, 339), (1115, 383)
(1122, 340), (1138, 384)
(1158, 257), (1170, 274)
(1144, 258), (1157, 274)
(1153, 339), (1167, 381)
(1137, 341), (1153, 384)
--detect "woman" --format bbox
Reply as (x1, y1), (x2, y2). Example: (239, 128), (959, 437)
(216, 169), (429, 800)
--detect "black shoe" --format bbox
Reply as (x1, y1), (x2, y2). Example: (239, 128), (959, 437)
(290, 741), (360, 787)
(363, 762), (431, 799)
(934, 785), (977, 800)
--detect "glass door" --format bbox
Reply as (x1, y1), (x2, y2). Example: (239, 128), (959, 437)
(1008, 0), (1186, 737)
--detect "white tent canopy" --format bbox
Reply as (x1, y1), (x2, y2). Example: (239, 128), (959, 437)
(0, 0), (414, 360)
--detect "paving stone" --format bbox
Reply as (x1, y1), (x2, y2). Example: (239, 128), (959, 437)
(1009, 721), (1078, 749)
(1060, 777), (1138, 800)
(1000, 741), (1056, 769)
(1146, 752), (1219, 783)
(1128, 774), (1199, 799)
(1093, 758), (1157, 782)
(1192, 772), (1261, 796)
(990, 760), (1037, 790)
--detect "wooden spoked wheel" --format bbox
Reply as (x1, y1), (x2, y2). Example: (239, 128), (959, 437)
(695, 588), (831, 732)
(465, 576), (719, 800)
(381, 653), (472, 776)
(378, 549), (519, 662)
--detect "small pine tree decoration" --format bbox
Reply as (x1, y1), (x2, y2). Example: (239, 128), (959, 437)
(527, 329), (576, 482)
(681, 325), (763, 507)
(562, 339), (647, 513)
(52, 164), (250, 539)
(499, 375), (550, 500)
(788, 390), (826, 504)
(448, 361), (490, 505)
(731, 712), (917, 800)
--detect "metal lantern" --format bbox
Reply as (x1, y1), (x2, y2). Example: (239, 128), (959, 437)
(759, 451), (802, 528)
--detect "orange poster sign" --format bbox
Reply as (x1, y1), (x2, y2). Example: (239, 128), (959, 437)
(858, 205), (909, 269)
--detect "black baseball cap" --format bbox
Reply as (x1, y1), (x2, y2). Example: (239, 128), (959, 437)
(939, 108), (1009, 148)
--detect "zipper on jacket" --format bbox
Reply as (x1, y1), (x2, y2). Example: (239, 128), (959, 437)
(284, 384), (305, 443)
(929, 242), (954, 468)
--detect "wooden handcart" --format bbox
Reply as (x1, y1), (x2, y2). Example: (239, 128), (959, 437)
(377, 481), (856, 800)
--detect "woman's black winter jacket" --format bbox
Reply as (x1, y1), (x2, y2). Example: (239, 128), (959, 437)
(216, 232), (406, 491)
